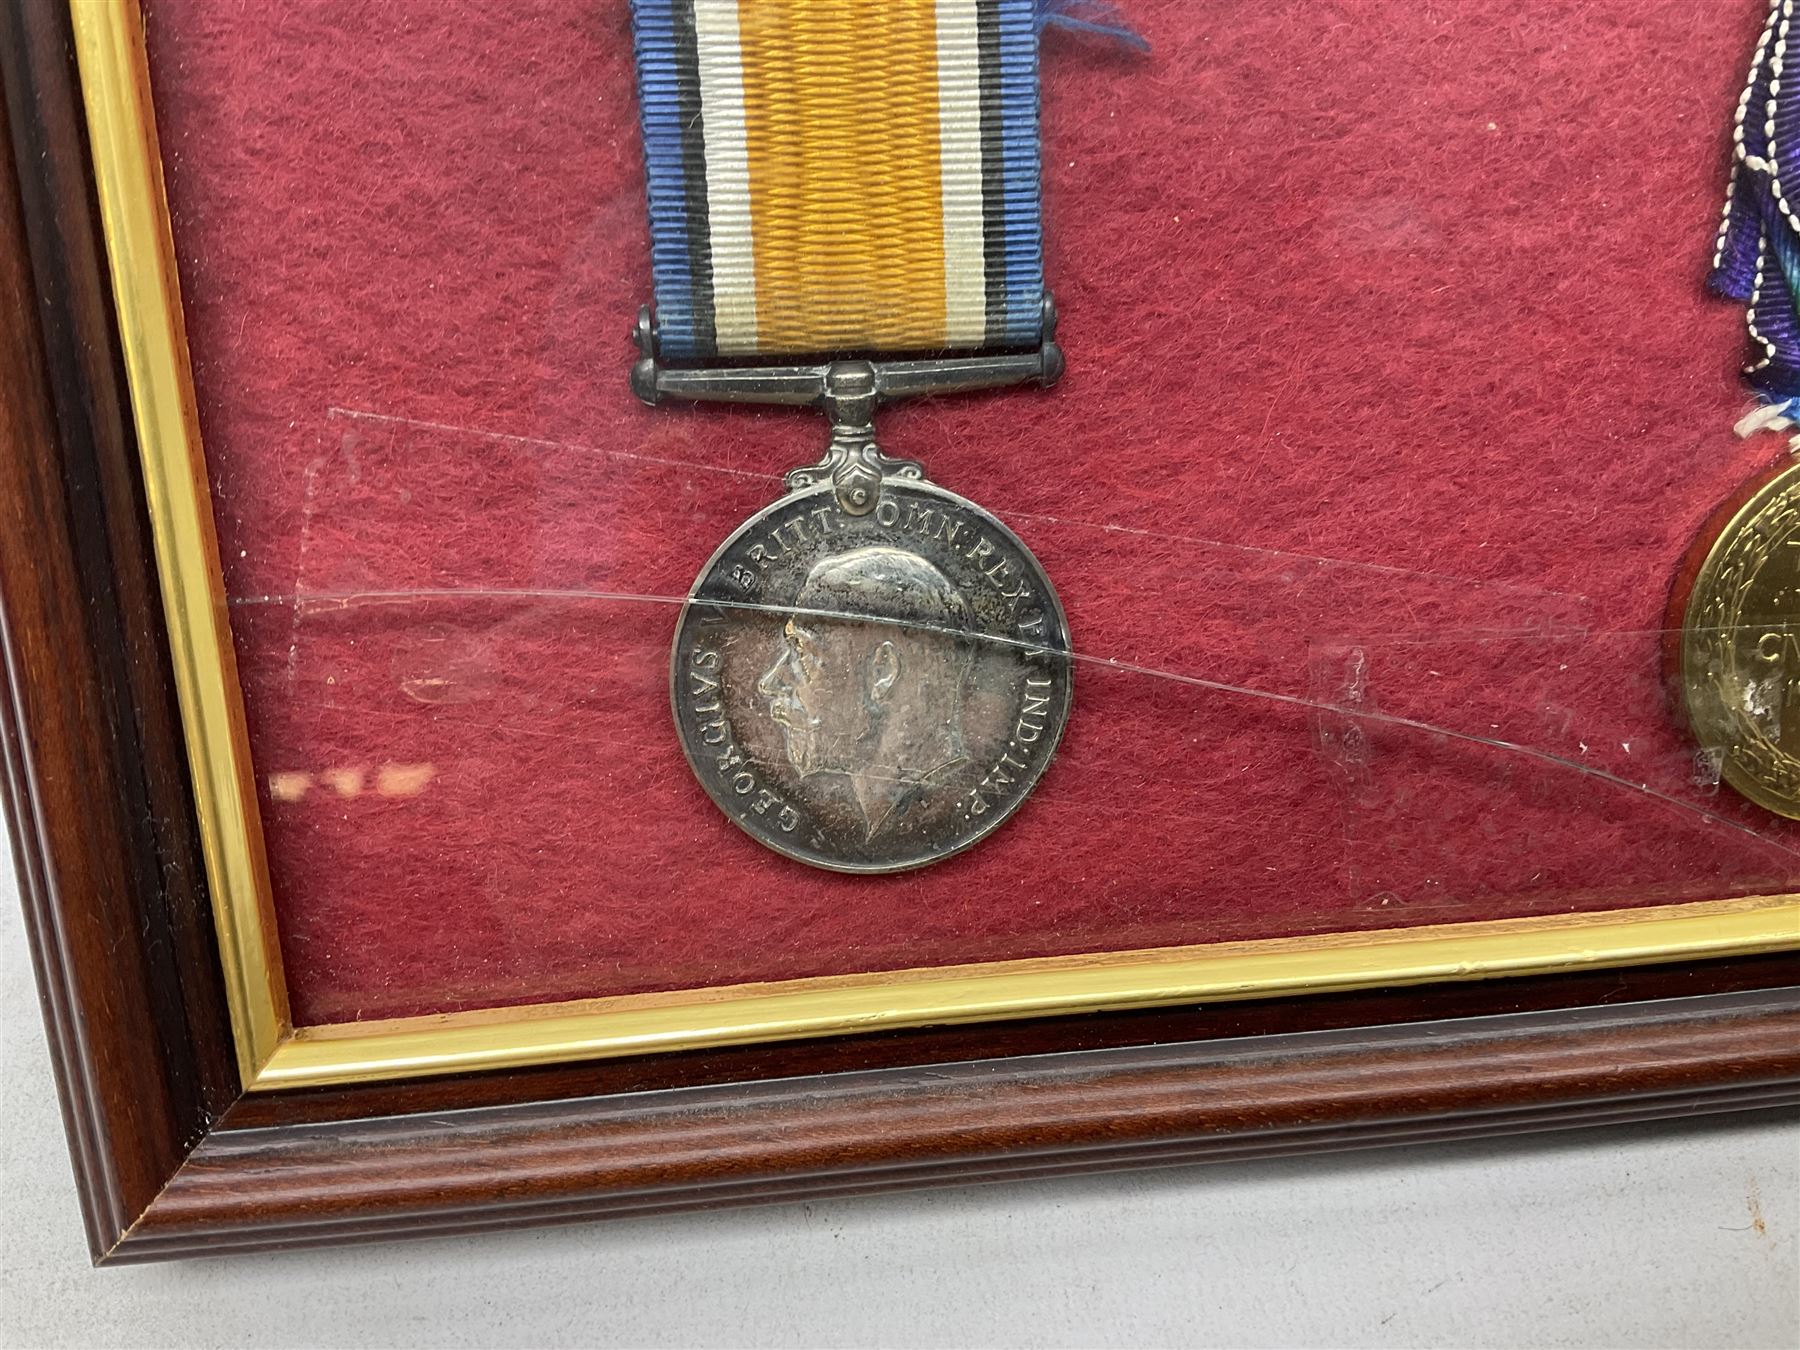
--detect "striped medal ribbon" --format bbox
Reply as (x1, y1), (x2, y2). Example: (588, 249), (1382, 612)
(630, 0), (1046, 358)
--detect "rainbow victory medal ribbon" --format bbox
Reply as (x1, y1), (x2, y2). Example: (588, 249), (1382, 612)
(1716, 0), (1800, 434)
(630, 0), (1046, 359)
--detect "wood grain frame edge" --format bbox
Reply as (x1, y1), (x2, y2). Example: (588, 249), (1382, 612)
(108, 990), (1800, 1261)
(1, 0), (238, 1263)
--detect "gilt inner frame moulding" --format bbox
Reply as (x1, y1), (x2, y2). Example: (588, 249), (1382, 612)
(51, 0), (1800, 1086)
(4, 0), (1800, 1263)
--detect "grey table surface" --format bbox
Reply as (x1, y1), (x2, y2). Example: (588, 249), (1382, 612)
(2, 852), (1795, 1350)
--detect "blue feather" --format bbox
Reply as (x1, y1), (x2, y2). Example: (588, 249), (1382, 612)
(1034, 0), (1149, 53)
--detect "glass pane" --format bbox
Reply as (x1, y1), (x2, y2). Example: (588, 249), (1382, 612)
(141, 0), (1797, 1024)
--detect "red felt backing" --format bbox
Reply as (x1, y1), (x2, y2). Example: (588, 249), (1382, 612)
(140, 0), (1798, 1025)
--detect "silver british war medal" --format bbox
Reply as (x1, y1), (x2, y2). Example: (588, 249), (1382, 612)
(651, 347), (1072, 872)
(630, 0), (1072, 871)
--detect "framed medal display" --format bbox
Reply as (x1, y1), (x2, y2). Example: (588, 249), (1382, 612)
(3, 0), (1798, 1263)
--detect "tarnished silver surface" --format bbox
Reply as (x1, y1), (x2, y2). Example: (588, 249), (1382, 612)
(644, 300), (1071, 869)
(671, 475), (1071, 872)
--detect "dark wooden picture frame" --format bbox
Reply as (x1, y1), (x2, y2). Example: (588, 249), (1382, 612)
(3, 1), (1797, 1265)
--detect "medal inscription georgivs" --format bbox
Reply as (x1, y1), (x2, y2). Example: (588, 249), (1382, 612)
(672, 479), (1070, 872)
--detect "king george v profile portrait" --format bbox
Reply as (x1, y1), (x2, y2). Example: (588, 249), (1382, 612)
(758, 545), (976, 840)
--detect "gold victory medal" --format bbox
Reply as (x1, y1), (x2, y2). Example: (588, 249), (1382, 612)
(1672, 457), (1800, 818)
